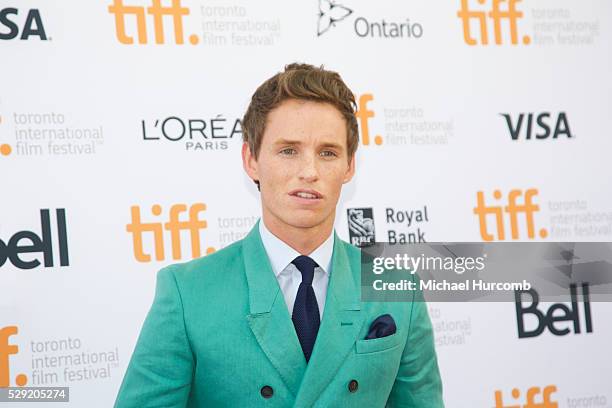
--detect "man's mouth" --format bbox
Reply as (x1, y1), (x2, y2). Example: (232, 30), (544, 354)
(289, 189), (323, 200)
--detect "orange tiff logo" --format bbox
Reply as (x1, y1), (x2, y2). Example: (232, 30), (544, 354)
(495, 385), (558, 408)
(0, 326), (27, 387)
(108, 0), (199, 45)
(473, 189), (548, 241)
(126, 203), (215, 262)
(355, 93), (383, 146)
(457, 0), (531, 45)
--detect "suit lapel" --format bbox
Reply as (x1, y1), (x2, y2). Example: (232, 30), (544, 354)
(294, 233), (364, 408)
(243, 220), (307, 397)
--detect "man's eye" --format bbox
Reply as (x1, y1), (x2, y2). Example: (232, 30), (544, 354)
(280, 148), (296, 155)
(321, 150), (338, 157)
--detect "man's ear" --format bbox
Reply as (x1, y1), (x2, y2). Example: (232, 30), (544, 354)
(343, 153), (356, 184)
(242, 142), (259, 183)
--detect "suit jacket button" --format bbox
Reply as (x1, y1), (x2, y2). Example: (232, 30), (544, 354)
(260, 385), (274, 399)
(348, 379), (359, 393)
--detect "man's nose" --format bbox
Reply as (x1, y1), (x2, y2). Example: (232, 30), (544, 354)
(298, 153), (319, 182)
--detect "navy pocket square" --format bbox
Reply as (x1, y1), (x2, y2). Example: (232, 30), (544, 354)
(365, 314), (396, 340)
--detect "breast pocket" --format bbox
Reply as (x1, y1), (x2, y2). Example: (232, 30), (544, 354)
(355, 330), (404, 354)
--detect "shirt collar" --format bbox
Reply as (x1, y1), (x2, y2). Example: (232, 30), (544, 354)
(258, 219), (334, 277)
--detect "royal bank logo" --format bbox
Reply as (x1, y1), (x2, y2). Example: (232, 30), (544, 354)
(515, 283), (592, 339)
(473, 189), (548, 241)
(108, 0), (199, 45)
(347, 208), (375, 247)
(457, 0), (530, 45)
(0, 8), (49, 41)
(126, 203), (215, 262)
(316, 1), (423, 39)
(501, 112), (573, 141)
(0, 326), (28, 387)
(386, 206), (429, 243)
(495, 385), (558, 408)
(0, 209), (69, 270)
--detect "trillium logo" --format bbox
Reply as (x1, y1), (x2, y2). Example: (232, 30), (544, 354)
(317, 0), (352, 36)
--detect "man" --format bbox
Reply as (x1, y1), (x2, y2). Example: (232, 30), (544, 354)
(115, 63), (443, 407)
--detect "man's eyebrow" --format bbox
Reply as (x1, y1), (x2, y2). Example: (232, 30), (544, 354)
(274, 138), (344, 150)
(319, 142), (344, 150)
(274, 138), (302, 145)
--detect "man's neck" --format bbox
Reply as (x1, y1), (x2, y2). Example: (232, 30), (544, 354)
(261, 215), (334, 255)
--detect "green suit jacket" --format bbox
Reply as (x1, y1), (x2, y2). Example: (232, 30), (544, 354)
(115, 220), (443, 407)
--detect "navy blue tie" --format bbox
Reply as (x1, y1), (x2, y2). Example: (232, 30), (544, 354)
(291, 255), (320, 363)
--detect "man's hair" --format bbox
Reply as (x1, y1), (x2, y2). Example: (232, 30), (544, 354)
(242, 63), (359, 188)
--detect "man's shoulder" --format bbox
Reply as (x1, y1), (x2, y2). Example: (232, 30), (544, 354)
(161, 238), (245, 282)
(338, 236), (360, 257)
(336, 235), (362, 275)
(336, 235), (361, 260)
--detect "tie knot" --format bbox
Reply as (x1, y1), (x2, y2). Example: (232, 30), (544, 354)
(291, 255), (319, 285)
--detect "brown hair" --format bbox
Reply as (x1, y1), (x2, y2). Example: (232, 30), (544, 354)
(242, 63), (359, 164)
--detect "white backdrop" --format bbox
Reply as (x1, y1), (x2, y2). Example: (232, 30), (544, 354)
(2, 0), (611, 406)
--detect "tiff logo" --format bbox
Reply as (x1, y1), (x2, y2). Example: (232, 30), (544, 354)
(126, 203), (214, 262)
(0, 326), (28, 387)
(473, 189), (548, 241)
(108, 0), (199, 45)
(495, 385), (558, 408)
(355, 94), (383, 146)
(457, 0), (531, 45)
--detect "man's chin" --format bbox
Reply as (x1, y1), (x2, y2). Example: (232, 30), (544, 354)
(282, 211), (332, 230)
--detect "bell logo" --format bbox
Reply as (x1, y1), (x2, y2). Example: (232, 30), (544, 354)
(473, 189), (548, 241)
(355, 94), (383, 146)
(126, 203), (215, 262)
(0, 8), (48, 41)
(0, 326), (28, 387)
(0, 209), (69, 270)
(108, 0), (199, 45)
(457, 0), (530, 45)
(495, 385), (558, 408)
(501, 112), (573, 141)
(515, 284), (593, 339)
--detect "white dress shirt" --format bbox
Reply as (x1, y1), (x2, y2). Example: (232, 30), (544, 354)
(258, 220), (334, 319)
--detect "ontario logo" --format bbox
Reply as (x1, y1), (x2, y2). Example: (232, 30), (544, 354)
(316, 0), (423, 39)
(0, 326), (28, 387)
(317, 0), (352, 36)
(108, 0), (199, 45)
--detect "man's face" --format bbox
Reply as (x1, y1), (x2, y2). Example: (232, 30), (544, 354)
(242, 99), (355, 232)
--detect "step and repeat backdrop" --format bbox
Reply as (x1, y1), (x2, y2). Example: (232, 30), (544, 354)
(2, 0), (611, 406)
